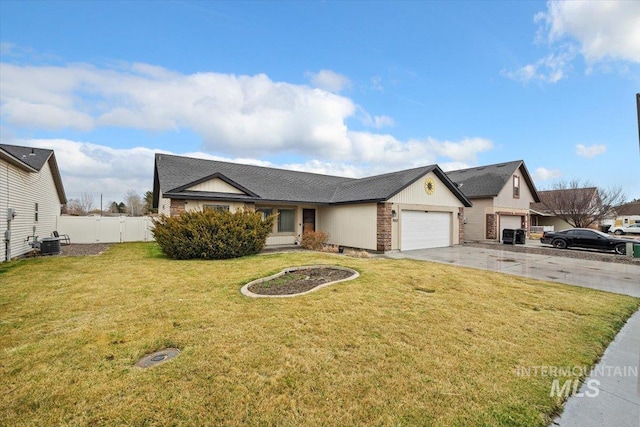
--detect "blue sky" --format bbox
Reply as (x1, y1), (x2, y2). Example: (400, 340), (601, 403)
(1, 0), (639, 205)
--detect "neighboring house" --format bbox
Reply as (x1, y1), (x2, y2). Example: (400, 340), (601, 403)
(446, 160), (540, 242)
(153, 154), (472, 252)
(611, 201), (640, 227)
(530, 187), (600, 231)
(1, 144), (67, 262)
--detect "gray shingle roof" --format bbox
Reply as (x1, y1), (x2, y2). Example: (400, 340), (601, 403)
(0, 144), (52, 171)
(446, 160), (539, 202)
(0, 143), (67, 204)
(154, 153), (471, 207)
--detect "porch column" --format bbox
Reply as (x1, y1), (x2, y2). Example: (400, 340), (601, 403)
(377, 202), (392, 252)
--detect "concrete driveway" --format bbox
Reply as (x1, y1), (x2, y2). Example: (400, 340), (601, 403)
(386, 245), (640, 297)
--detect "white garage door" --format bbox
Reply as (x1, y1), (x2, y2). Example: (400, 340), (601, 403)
(401, 211), (452, 250)
(499, 215), (522, 240)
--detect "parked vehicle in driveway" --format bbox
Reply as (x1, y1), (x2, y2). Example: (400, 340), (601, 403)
(540, 228), (632, 255)
(609, 223), (640, 235)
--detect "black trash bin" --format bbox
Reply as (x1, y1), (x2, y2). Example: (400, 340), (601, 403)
(40, 237), (61, 255)
(514, 229), (526, 244)
(502, 229), (515, 244)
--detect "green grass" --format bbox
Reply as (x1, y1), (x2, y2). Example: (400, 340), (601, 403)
(1, 243), (638, 426)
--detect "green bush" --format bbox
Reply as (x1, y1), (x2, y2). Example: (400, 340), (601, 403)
(301, 230), (329, 250)
(152, 209), (275, 260)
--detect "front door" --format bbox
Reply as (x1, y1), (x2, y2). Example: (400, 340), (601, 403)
(303, 209), (316, 234)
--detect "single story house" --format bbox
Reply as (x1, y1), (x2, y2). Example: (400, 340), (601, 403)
(1, 144), (67, 262)
(446, 160), (540, 242)
(611, 201), (640, 227)
(530, 187), (600, 231)
(153, 153), (472, 252)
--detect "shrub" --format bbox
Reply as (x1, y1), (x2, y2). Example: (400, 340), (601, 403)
(301, 230), (329, 250)
(152, 209), (275, 260)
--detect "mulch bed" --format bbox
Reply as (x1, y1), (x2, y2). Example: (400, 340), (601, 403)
(60, 243), (114, 257)
(248, 267), (354, 296)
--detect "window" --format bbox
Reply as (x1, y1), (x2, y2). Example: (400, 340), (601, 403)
(203, 204), (229, 212)
(513, 175), (520, 198)
(277, 209), (295, 232)
(35, 203), (39, 222)
(256, 208), (273, 221)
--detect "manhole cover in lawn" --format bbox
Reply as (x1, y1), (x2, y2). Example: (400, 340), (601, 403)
(135, 348), (180, 368)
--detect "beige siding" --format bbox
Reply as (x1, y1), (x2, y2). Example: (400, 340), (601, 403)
(158, 192), (171, 216)
(462, 198), (494, 242)
(317, 203), (377, 250)
(1, 158), (62, 261)
(495, 166), (536, 210)
(186, 178), (244, 194)
(534, 216), (573, 232)
(389, 171), (463, 206)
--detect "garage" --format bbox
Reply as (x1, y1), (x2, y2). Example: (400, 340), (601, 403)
(499, 215), (522, 241)
(401, 210), (452, 250)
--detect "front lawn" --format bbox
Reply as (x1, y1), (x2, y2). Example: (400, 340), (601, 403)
(1, 243), (638, 426)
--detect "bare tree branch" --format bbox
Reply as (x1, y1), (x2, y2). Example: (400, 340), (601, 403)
(540, 179), (626, 228)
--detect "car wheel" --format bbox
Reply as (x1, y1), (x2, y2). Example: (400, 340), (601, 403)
(614, 244), (626, 255)
(614, 229), (624, 235)
(552, 239), (567, 249)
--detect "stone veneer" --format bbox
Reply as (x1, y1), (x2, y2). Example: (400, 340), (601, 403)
(170, 199), (186, 217)
(486, 213), (497, 240)
(376, 202), (392, 252)
(458, 207), (465, 244)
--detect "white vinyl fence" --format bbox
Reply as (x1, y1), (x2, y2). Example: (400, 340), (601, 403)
(56, 216), (155, 244)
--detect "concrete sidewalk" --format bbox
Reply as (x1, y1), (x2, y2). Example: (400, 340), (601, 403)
(387, 245), (640, 427)
(552, 310), (640, 427)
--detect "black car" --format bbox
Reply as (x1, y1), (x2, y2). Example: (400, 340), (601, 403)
(540, 228), (632, 255)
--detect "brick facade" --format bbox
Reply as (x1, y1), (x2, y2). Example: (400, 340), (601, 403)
(376, 202), (392, 252)
(170, 199), (186, 217)
(486, 213), (497, 240)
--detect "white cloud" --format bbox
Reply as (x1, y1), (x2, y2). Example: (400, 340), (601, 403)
(576, 143), (606, 158)
(371, 76), (384, 91)
(532, 166), (562, 181)
(504, 0), (640, 84)
(305, 69), (351, 93)
(1, 61), (494, 168)
(0, 63), (357, 157)
(501, 47), (576, 84)
(13, 135), (494, 204)
(540, 0), (640, 64)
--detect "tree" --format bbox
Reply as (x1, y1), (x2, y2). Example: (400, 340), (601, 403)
(118, 202), (126, 213)
(108, 201), (119, 214)
(79, 192), (95, 214)
(144, 190), (155, 214)
(124, 189), (144, 216)
(65, 192), (95, 215)
(540, 179), (625, 228)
